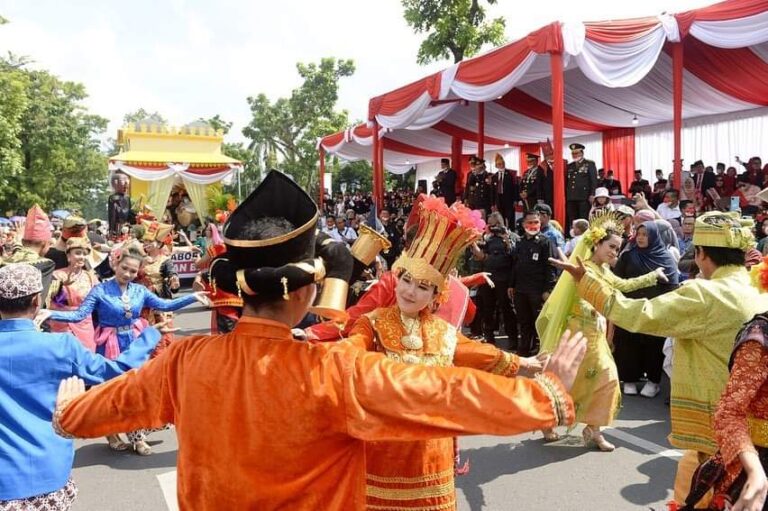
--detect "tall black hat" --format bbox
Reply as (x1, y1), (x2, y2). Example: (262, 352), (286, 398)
(211, 170), (352, 319)
(223, 171), (319, 269)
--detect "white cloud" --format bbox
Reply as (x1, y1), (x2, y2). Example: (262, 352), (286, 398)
(0, 0), (718, 148)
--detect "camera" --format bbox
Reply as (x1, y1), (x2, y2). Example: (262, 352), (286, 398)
(489, 225), (505, 235)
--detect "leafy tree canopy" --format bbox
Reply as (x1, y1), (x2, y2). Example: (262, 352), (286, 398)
(402, 0), (505, 64)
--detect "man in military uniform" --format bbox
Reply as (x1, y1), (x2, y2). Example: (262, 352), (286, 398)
(494, 154), (519, 228)
(520, 153), (543, 211)
(435, 158), (457, 205)
(566, 143), (597, 226)
(463, 157), (496, 218)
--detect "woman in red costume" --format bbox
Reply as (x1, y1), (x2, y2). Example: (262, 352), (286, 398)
(343, 196), (545, 510)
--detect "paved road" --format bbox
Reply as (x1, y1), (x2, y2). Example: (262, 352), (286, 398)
(71, 304), (678, 511)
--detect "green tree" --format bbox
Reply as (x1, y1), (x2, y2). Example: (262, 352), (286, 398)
(242, 58), (355, 197)
(0, 61), (108, 214)
(198, 115), (259, 200)
(402, 0), (505, 64)
(334, 160), (373, 195)
(123, 108), (166, 125)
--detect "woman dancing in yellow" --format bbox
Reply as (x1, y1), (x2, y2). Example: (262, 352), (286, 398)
(538, 213), (668, 451)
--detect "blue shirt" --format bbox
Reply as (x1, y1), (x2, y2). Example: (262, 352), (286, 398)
(49, 279), (196, 353)
(541, 224), (565, 250)
(0, 318), (160, 500)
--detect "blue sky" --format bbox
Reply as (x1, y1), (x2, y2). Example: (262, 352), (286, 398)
(0, 0), (715, 145)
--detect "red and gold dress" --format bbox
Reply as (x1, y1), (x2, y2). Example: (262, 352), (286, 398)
(347, 305), (522, 510)
(680, 315), (768, 510)
(47, 268), (98, 351)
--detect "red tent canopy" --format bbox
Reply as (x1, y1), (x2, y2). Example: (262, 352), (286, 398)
(319, 0), (768, 222)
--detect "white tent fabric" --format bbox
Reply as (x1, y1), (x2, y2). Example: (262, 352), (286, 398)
(320, 0), (768, 177)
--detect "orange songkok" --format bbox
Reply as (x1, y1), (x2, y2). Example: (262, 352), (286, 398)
(23, 204), (52, 242)
(392, 196), (485, 293)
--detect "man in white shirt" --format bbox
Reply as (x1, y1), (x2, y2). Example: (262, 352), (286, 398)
(656, 189), (682, 221)
(322, 216), (342, 242)
(336, 217), (358, 246)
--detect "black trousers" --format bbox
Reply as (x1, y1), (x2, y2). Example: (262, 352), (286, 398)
(479, 281), (517, 348)
(567, 200), (591, 226)
(613, 327), (666, 383)
(514, 291), (544, 356)
(497, 198), (516, 228)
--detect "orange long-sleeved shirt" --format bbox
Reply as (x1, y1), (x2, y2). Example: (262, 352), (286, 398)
(58, 316), (573, 510)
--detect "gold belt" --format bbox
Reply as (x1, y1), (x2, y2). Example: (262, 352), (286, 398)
(748, 417), (768, 448)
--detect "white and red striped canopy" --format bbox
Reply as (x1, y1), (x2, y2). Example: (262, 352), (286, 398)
(320, 0), (768, 173)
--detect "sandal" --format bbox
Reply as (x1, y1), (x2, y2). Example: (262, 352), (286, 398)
(132, 440), (152, 456)
(582, 426), (615, 452)
(106, 435), (129, 452)
(542, 428), (560, 442)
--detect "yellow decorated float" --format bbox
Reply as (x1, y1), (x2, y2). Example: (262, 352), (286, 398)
(107, 119), (242, 277)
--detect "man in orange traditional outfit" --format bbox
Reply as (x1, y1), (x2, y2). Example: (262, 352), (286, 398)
(53, 171), (585, 510)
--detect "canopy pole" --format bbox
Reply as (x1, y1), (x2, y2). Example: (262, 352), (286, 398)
(372, 120), (381, 206)
(318, 147), (326, 210)
(451, 136), (463, 197)
(377, 131), (385, 205)
(550, 51), (566, 226)
(477, 102), (486, 159)
(672, 42), (684, 189)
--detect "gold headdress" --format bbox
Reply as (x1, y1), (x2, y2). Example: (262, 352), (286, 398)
(392, 197), (485, 293)
(141, 220), (174, 245)
(582, 211), (623, 249)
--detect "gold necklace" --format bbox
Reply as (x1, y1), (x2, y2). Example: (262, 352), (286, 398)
(400, 313), (423, 350)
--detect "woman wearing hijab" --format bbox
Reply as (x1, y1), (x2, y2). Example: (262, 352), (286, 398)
(612, 221), (680, 398)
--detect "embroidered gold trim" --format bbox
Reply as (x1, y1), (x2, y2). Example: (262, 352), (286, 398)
(52, 408), (75, 439)
(366, 468), (454, 484)
(367, 501), (456, 511)
(490, 351), (519, 377)
(236, 270), (256, 296)
(223, 211), (319, 247)
(366, 481), (454, 501)
(535, 373), (569, 426)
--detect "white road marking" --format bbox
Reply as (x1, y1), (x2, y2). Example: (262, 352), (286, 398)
(153, 423), (680, 510)
(603, 426), (682, 460)
(157, 470), (178, 511)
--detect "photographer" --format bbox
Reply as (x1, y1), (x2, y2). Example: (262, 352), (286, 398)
(470, 212), (517, 348)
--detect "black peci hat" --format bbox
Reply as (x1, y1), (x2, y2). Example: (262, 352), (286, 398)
(212, 170), (329, 302)
(222, 170), (319, 269)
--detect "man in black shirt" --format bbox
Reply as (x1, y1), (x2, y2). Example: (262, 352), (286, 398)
(469, 212), (517, 348)
(435, 158), (457, 205)
(510, 210), (557, 357)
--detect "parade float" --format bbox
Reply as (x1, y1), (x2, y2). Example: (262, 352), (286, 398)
(107, 119), (242, 277)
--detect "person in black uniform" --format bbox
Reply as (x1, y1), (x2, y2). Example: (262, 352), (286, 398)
(510, 210), (557, 357)
(566, 143), (598, 227)
(435, 158), (457, 205)
(470, 212), (517, 348)
(463, 157), (496, 218)
(520, 153), (544, 211)
(493, 153), (519, 228)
